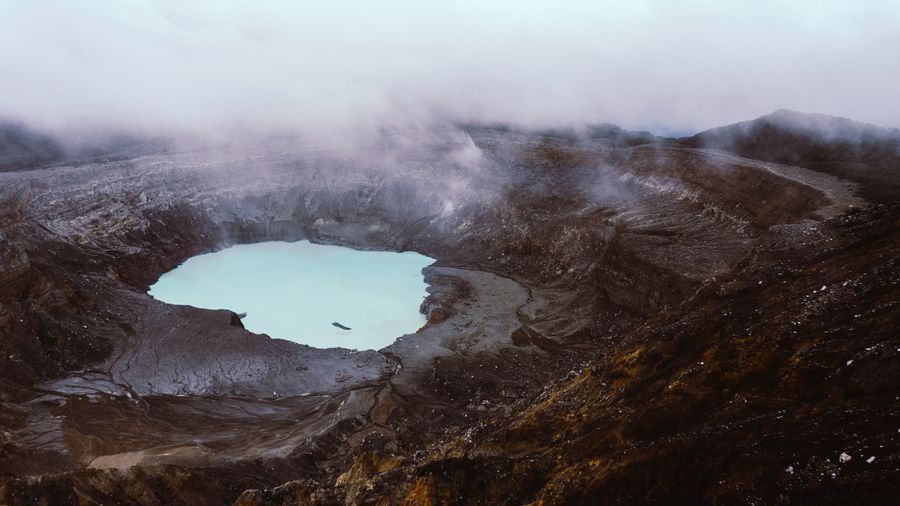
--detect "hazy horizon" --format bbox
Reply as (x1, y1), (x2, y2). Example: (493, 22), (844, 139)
(1, 0), (898, 143)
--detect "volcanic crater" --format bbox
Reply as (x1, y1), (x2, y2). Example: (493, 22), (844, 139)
(1, 113), (898, 504)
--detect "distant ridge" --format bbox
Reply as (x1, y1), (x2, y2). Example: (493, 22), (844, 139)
(682, 110), (900, 202)
(460, 122), (666, 147)
(4, 111), (899, 202)
(0, 120), (174, 173)
(0, 122), (65, 172)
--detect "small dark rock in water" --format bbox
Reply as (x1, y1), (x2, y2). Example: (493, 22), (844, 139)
(332, 322), (351, 330)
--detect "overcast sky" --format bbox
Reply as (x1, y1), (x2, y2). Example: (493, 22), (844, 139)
(1, 0), (898, 140)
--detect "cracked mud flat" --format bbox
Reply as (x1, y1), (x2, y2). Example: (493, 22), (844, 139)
(0, 120), (898, 504)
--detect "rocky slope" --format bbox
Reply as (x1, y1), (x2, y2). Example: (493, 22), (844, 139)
(0, 113), (897, 504)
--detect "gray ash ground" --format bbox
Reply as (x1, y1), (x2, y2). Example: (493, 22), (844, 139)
(0, 112), (898, 504)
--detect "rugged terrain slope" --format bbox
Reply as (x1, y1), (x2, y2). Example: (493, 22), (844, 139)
(0, 112), (897, 504)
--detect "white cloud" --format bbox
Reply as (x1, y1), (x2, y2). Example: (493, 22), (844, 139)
(1, 0), (898, 141)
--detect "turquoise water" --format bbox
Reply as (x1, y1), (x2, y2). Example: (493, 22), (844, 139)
(148, 240), (434, 350)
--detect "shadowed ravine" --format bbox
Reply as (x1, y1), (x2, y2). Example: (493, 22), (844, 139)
(0, 114), (898, 504)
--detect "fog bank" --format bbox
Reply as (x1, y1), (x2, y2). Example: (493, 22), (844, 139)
(1, 0), (898, 142)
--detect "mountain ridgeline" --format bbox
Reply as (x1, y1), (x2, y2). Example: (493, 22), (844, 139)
(682, 110), (900, 202)
(0, 122), (65, 172)
(4, 110), (898, 202)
